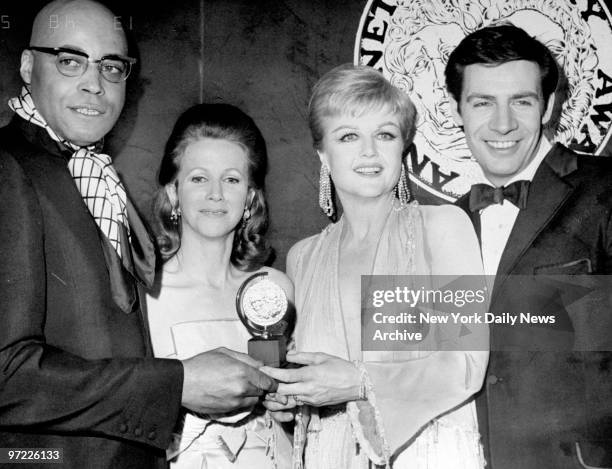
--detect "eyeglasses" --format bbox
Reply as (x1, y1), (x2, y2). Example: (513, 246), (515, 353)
(29, 46), (137, 83)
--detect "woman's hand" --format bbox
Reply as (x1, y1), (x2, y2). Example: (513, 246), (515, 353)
(261, 352), (361, 407)
(261, 373), (302, 423)
(263, 393), (299, 423)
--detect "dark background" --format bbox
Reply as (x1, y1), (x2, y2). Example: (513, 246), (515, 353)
(0, 1), (610, 268)
(0, 0), (364, 268)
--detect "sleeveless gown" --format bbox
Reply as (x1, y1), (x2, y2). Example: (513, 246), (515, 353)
(290, 204), (488, 468)
(146, 308), (291, 469)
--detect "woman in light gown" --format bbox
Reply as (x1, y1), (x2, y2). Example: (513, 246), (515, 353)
(147, 103), (293, 468)
(263, 65), (489, 468)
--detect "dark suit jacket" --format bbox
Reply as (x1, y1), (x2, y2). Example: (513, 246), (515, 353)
(457, 143), (612, 469)
(0, 118), (183, 469)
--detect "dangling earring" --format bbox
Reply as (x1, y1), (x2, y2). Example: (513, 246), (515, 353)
(242, 206), (251, 223)
(170, 206), (181, 225)
(319, 163), (334, 217)
(394, 163), (410, 210)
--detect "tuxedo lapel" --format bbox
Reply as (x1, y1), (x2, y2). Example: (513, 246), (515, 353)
(456, 193), (482, 245)
(493, 145), (577, 301)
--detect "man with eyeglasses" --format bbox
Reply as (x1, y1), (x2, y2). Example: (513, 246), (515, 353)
(28, 46), (137, 85)
(0, 1), (277, 468)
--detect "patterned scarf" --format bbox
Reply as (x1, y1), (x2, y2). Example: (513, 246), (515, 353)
(9, 86), (130, 258)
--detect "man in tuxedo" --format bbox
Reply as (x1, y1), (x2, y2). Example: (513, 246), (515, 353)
(446, 25), (612, 468)
(0, 1), (276, 467)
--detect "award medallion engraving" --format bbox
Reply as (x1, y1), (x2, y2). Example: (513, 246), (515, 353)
(236, 271), (294, 366)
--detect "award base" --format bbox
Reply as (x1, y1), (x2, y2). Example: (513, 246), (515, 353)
(248, 336), (287, 367)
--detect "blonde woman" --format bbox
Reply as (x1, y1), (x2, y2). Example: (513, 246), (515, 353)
(264, 65), (488, 468)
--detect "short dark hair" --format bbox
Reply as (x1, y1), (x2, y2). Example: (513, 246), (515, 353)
(445, 24), (559, 104)
(154, 103), (272, 270)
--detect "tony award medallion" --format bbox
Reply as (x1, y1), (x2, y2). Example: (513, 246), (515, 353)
(236, 271), (294, 367)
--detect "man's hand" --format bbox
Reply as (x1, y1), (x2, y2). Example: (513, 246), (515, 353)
(181, 347), (278, 414)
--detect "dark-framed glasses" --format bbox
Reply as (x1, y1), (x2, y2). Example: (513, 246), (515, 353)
(29, 46), (137, 83)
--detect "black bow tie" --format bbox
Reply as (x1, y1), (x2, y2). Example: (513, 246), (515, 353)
(469, 180), (530, 212)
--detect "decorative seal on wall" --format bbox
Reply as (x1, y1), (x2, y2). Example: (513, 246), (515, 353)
(355, 0), (612, 200)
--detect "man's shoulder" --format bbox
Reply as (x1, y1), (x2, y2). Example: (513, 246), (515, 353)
(549, 143), (612, 174)
(574, 153), (612, 176)
(541, 143), (612, 191)
(570, 156), (612, 197)
(0, 119), (62, 177)
(0, 121), (28, 176)
(0, 117), (25, 143)
(0, 119), (34, 162)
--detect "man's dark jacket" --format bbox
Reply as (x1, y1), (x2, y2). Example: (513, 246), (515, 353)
(457, 143), (612, 469)
(0, 118), (183, 468)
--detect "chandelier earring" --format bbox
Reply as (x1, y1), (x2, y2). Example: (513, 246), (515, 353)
(394, 163), (411, 210)
(318, 163), (334, 218)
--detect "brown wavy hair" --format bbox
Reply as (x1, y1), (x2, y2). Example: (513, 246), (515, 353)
(153, 103), (272, 270)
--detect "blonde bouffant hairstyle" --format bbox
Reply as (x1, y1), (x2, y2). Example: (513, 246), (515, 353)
(308, 64), (417, 151)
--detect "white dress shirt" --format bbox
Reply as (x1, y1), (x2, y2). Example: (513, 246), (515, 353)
(478, 139), (552, 276)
